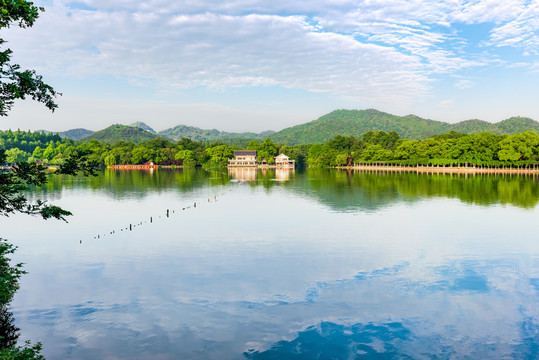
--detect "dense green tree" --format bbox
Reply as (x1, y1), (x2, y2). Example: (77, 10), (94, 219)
(278, 145), (308, 167)
(4, 148), (29, 163)
(175, 150), (197, 167)
(246, 140), (260, 151)
(361, 144), (394, 161)
(0, 239), (24, 305)
(77, 139), (107, 166)
(31, 146), (43, 159)
(108, 141), (134, 164)
(258, 138), (278, 164)
(0, 149), (97, 219)
(473, 133), (503, 161)
(395, 139), (419, 160)
(0, 130), (60, 154)
(362, 131), (401, 150)
(498, 131), (539, 161)
(176, 137), (199, 151)
(0, 340), (45, 360)
(159, 147), (178, 163)
(104, 154), (117, 167)
(131, 146), (153, 164)
(41, 142), (56, 160)
(333, 154), (348, 166)
(327, 135), (350, 151)
(205, 144), (234, 166)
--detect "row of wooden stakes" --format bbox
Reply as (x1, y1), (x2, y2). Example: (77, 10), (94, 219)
(80, 188), (234, 244)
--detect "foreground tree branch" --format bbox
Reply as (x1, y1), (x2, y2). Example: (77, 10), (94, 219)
(0, 2), (59, 116)
(1, 149), (98, 221)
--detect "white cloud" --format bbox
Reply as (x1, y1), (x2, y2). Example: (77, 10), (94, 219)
(3, 0), (539, 127)
(530, 61), (539, 72)
(439, 99), (454, 108)
(455, 79), (474, 89)
(451, 0), (527, 24)
(5, 5), (432, 106)
(486, 1), (539, 51)
(507, 62), (530, 68)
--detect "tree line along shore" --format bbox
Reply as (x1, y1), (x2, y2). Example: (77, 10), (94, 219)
(2, 128), (539, 169)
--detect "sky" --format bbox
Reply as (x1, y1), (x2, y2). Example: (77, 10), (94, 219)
(2, 0), (539, 133)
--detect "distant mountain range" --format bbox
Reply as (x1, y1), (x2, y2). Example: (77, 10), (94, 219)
(40, 109), (539, 145)
(268, 109), (539, 144)
(39, 128), (95, 140)
(83, 124), (157, 144)
(130, 122), (156, 134)
(159, 124), (274, 142)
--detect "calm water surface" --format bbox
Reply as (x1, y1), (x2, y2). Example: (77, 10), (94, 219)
(3, 168), (539, 359)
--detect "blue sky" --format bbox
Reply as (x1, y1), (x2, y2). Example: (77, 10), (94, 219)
(3, 0), (539, 132)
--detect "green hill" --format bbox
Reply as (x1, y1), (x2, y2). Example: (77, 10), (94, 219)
(82, 125), (157, 144)
(450, 119), (501, 134)
(39, 128), (95, 140)
(129, 122), (156, 134)
(269, 109), (450, 144)
(159, 125), (274, 142)
(269, 109), (539, 144)
(60, 128), (95, 140)
(43, 110), (539, 146)
(496, 117), (539, 134)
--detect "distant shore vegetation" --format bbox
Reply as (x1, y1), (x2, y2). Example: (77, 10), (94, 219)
(2, 128), (539, 168)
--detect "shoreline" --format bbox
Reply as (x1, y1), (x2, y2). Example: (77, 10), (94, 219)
(335, 164), (539, 175)
(108, 165), (159, 169)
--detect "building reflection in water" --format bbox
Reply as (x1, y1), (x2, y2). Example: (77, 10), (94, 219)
(228, 167), (294, 182)
(275, 168), (294, 181)
(228, 167), (257, 181)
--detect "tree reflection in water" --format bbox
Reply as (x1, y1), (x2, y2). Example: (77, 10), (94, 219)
(0, 305), (19, 349)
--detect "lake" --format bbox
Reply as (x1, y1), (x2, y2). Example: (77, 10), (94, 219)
(3, 168), (539, 359)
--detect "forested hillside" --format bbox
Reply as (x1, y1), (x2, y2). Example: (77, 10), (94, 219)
(32, 109), (539, 146)
(269, 109), (539, 144)
(58, 128), (95, 140)
(82, 125), (157, 144)
(159, 124), (274, 142)
(130, 122), (156, 134)
(0, 129), (61, 152)
(39, 128), (94, 140)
